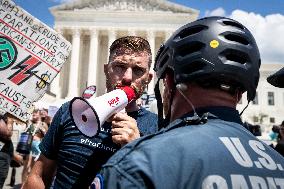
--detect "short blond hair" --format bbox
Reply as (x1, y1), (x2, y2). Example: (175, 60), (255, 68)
(109, 36), (152, 68)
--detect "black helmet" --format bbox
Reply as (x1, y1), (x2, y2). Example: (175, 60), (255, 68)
(154, 16), (261, 101)
(267, 67), (284, 88)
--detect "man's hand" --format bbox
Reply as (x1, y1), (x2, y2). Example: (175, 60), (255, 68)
(111, 112), (140, 146)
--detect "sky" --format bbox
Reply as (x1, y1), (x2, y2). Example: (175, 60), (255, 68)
(12, 0), (284, 65)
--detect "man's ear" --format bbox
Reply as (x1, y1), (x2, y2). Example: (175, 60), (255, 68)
(237, 91), (243, 102)
(147, 72), (153, 84)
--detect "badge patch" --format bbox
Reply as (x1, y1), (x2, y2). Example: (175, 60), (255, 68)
(90, 174), (104, 189)
(82, 85), (96, 99)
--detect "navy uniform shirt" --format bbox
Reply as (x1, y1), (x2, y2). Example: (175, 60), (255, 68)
(98, 107), (284, 189)
(39, 101), (158, 189)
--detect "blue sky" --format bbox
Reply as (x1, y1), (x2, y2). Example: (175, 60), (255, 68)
(12, 0), (284, 65)
(13, 0), (284, 27)
(175, 0), (284, 17)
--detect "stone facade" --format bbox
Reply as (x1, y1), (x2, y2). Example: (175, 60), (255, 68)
(47, 0), (199, 99)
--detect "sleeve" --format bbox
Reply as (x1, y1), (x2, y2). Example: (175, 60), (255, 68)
(93, 167), (141, 189)
(39, 104), (65, 160)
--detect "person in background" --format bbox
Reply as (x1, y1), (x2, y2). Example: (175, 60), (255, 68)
(269, 123), (284, 156)
(21, 109), (47, 184)
(97, 17), (284, 188)
(40, 108), (52, 127)
(0, 113), (13, 189)
(23, 36), (158, 189)
(31, 121), (48, 163)
(274, 122), (284, 156)
(267, 65), (284, 157)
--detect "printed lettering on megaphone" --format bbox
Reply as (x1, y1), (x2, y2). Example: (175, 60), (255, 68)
(71, 86), (136, 137)
(0, 0), (71, 121)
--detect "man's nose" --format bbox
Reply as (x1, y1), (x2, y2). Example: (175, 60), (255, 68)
(122, 67), (133, 83)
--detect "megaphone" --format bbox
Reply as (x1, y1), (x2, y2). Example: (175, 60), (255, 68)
(70, 86), (136, 137)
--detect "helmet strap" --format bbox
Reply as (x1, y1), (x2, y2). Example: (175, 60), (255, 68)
(176, 84), (200, 121)
(154, 79), (164, 130)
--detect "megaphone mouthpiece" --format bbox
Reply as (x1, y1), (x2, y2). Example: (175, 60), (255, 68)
(117, 86), (136, 102)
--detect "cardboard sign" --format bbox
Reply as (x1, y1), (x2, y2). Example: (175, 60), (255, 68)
(0, 0), (71, 121)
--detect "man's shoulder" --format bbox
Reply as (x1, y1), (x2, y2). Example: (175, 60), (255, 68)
(54, 101), (72, 120)
(138, 108), (157, 117)
(61, 101), (71, 111)
(136, 108), (158, 134)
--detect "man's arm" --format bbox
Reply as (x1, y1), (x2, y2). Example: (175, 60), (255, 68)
(22, 154), (57, 189)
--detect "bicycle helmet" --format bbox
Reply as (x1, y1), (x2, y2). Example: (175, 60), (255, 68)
(155, 16), (261, 101)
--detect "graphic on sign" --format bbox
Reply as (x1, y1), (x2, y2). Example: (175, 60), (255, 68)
(0, 0), (71, 121)
(36, 71), (51, 89)
(0, 36), (17, 70)
(8, 55), (41, 85)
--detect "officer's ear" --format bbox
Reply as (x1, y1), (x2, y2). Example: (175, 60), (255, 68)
(164, 72), (175, 90)
(237, 91), (242, 102)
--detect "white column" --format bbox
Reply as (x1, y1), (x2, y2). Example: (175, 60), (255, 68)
(147, 30), (155, 95)
(107, 30), (116, 60)
(87, 29), (99, 95)
(50, 28), (63, 99)
(51, 74), (62, 99)
(67, 29), (81, 97)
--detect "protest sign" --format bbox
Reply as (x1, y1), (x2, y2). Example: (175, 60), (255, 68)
(0, 0), (71, 121)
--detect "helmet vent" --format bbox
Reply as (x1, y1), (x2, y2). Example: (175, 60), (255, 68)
(224, 33), (249, 45)
(160, 54), (169, 67)
(181, 60), (207, 74)
(222, 20), (245, 30)
(177, 42), (205, 57)
(222, 49), (248, 64)
(176, 25), (208, 39)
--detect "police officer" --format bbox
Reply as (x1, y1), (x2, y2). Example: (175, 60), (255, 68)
(96, 17), (284, 189)
(267, 64), (284, 157)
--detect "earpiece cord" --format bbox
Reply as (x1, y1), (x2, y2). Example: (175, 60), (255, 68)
(176, 86), (199, 119)
(240, 100), (250, 116)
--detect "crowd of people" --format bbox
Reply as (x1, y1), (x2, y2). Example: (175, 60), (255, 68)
(0, 16), (284, 188)
(0, 108), (51, 188)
